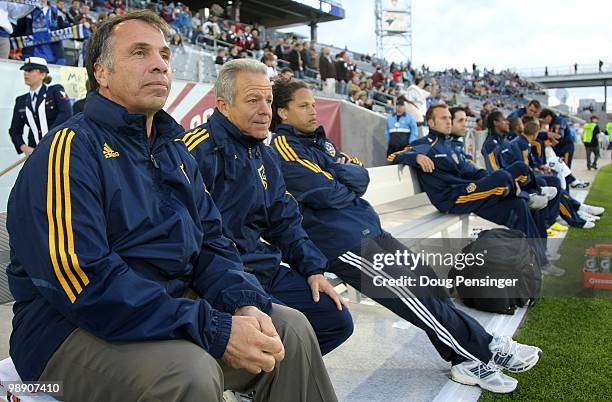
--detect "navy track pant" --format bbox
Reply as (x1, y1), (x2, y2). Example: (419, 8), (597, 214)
(328, 233), (494, 366)
(445, 167), (548, 266)
(265, 264), (354, 355)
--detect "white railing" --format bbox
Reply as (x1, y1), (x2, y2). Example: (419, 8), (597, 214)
(518, 63), (612, 78)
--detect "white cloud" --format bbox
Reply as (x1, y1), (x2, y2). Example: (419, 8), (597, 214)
(284, 0), (612, 71)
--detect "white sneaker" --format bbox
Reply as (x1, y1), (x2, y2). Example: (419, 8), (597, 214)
(450, 360), (518, 393)
(540, 186), (558, 201)
(581, 221), (596, 229)
(490, 335), (542, 373)
(527, 193), (548, 210)
(578, 211), (600, 222)
(570, 179), (590, 189)
(580, 204), (605, 216)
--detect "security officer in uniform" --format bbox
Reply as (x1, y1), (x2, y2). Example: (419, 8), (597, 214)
(8, 57), (72, 155)
(582, 115), (600, 170)
(606, 119), (612, 149)
(385, 97), (418, 156)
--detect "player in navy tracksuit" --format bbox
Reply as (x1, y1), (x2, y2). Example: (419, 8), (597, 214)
(539, 108), (574, 168)
(507, 117), (587, 230)
(269, 80), (543, 394)
(481, 112), (566, 238)
(506, 99), (541, 128)
(184, 63), (352, 355)
(389, 105), (565, 277)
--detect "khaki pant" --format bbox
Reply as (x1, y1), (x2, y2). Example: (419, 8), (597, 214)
(39, 304), (337, 402)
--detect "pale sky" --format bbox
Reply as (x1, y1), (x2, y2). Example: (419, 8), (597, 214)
(281, 0), (612, 111)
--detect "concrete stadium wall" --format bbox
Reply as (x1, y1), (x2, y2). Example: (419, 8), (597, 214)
(338, 101), (388, 167)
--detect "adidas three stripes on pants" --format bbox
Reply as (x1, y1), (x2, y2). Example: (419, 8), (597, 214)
(328, 232), (494, 365)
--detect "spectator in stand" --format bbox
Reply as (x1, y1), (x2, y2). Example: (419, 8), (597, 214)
(335, 51), (349, 95)
(300, 41), (313, 75)
(289, 42), (305, 79)
(307, 41), (318, 71)
(229, 45), (241, 60)
(214, 47), (226, 65)
(278, 67), (294, 82)
(463, 102), (476, 117)
(319, 46), (336, 95)
(14, 0), (69, 65)
(263, 52), (278, 81)
(234, 26), (245, 48)
(275, 37), (291, 61)
(391, 64), (401, 83)
(406, 77), (430, 134)
(202, 15), (221, 38)
(347, 75), (360, 96)
(371, 66), (384, 87)
(66, 0), (80, 23)
(480, 101), (494, 128)
(1, 1), (35, 59)
(349, 89), (360, 104)
(402, 66), (413, 84)
(170, 32), (183, 48)
(247, 27), (262, 59)
(79, 3), (96, 22)
(224, 23), (237, 44)
(190, 11), (202, 38)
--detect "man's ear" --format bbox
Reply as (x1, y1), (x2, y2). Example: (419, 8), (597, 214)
(217, 97), (230, 117)
(93, 63), (109, 89)
(277, 107), (288, 121)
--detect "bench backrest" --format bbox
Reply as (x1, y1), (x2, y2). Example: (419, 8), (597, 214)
(362, 165), (423, 206)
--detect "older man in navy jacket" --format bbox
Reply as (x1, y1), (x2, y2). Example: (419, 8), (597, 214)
(183, 59), (353, 357)
(7, 11), (337, 402)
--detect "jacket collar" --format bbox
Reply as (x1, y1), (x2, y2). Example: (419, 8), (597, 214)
(275, 123), (327, 144)
(83, 92), (183, 143)
(489, 131), (504, 142)
(428, 129), (450, 142)
(207, 108), (264, 149)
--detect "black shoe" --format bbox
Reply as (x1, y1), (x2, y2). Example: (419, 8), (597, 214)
(593, 166), (598, 170)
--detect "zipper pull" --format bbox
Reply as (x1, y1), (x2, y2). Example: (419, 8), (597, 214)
(150, 154), (159, 168)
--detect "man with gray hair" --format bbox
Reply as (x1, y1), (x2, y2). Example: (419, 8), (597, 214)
(182, 58), (353, 360)
(7, 10), (337, 401)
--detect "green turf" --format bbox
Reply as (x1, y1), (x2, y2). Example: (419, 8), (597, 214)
(479, 165), (612, 402)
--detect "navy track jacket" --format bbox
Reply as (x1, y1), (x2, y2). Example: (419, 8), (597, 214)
(271, 124), (382, 261)
(388, 130), (516, 213)
(184, 110), (327, 286)
(7, 93), (271, 381)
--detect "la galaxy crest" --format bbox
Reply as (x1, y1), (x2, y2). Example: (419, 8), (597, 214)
(258, 165), (268, 189)
(466, 183), (477, 193)
(324, 141), (336, 157)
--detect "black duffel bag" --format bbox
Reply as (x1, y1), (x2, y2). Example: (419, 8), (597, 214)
(449, 228), (542, 314)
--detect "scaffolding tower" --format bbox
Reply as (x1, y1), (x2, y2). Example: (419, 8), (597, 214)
(375, 0), (413, 63)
